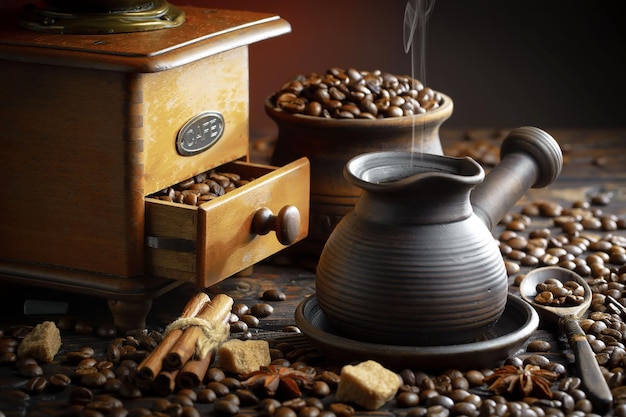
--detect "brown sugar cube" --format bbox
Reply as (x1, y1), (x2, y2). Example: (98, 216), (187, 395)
(218, 339), (270, 374)
(17, 321), (62, 363)
(336, 360), (402, 410)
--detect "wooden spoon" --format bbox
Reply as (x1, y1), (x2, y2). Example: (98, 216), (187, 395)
(519, 266), (612, 411)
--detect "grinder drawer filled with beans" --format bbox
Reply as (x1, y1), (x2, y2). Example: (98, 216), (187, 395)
(144, 158), (310, 287)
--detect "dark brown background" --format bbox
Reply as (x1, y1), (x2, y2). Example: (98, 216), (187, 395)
(182, 0), (625, 132)
(3, 1), (624, 131)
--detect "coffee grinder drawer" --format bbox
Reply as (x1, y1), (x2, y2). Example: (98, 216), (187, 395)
(145, 158), (310, 287)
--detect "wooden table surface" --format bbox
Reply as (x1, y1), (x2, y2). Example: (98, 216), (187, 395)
(1, 128), (625, 416)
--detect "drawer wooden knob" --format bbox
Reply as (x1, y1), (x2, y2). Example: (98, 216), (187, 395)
(252, 205), (301, 245)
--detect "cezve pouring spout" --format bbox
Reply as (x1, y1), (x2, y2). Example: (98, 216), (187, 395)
(471, 126), (563, 231)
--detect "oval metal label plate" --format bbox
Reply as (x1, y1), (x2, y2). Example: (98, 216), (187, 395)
(177, 111), (225, 156)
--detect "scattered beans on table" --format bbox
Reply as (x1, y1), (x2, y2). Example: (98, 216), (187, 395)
(1, 193), (625, 416)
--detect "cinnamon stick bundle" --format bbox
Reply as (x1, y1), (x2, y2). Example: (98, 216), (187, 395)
(164, 293), (233, 371)
(136, 292), (210, 386)
(175, 303), (232, 389)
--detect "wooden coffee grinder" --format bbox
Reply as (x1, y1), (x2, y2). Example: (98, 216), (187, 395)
(0, 0), (310, 330)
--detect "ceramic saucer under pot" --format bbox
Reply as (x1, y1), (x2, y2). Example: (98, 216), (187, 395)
(295, 293), (538, 370)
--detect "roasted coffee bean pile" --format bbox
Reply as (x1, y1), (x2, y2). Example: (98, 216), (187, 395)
(534, 278), (586, 306)
(270, 68), (443, 119)
(2, 196), (626, 416)
(149, 170), (254, 206)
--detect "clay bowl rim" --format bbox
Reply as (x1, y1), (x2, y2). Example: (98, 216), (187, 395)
(264, 91), (453, 130)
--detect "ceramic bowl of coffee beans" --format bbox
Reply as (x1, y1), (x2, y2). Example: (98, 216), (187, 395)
(266, 67), (453, 157)
(266, 68), (453, 257)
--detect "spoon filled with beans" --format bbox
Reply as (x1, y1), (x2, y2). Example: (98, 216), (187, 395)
(519, 266), (612, 411)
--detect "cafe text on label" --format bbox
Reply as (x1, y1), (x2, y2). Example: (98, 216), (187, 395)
(177, 111), (225, 156)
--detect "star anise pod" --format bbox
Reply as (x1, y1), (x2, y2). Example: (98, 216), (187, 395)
(483, 364), (558, 399)
(241, 365), (315, 398)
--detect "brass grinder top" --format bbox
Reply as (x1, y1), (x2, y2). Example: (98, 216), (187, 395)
(0, 5), (290, 73)
(19, 0), (185, 34)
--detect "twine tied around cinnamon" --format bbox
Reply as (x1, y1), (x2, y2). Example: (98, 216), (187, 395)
(163, 293), (234, 372)
(135, 293), (233, 390)
(164, 314), (229, 359)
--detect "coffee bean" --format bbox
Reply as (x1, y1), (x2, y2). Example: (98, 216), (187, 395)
(103, 378), (123, 393)
(298, 406), (321, 417)
(181, 405), (200, 417)
(48, 373), (71, 391)
(426, 394), (454, 409)
(452, 402), (478, 416)
(328, 403), (354, 417)
(109, 408), (129, 417)
(396, 391), (420, 408)
(214, 399), (239, 416)
(310, 380), (330, 398)
(18, 363), (43, 378)
(231, 303), (249, 317)
(81, 371), (108, 388)
(81, 409), (104, 417)
(206, 381), (230, 397)
(299, 400), (320, 413)
(69, 387), (94, 405)
(127, 408), (152, 417)
(250, 303), (274, 318)
(256, 398), (281, 416)
(76, 365), (98, 377)
(0, 337), (18, 352)
(151, 399), (173, 413)
(274, 406), (297, 417)
(527, 340), (552, 352)
(24, 376), (47, 394)
(223, 389), (252, 407)
(67, 347), (95, 364)
(106, 344), (121, 363)
(162, 401), (185, 415)
(118, 382), (142, 399)
(197, 388), (217, 403)
(221, 377), (242, 391)
(262, 288), (286, 301)
(229, 321), (248, 333)
(282, 325), (301, 333)
(240, 314), (260, 328)
(204, 367), (225, 383)
(11, 326), (33, 340)
(87, 395), (123, 413)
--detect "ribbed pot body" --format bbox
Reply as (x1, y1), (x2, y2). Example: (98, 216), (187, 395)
(315, 151), (508, 347)
(316, 213), (508, 346)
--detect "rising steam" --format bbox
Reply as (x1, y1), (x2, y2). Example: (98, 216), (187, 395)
(404, 0), (436, 155)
